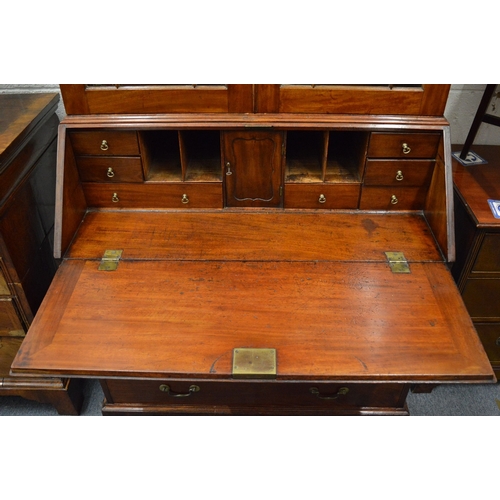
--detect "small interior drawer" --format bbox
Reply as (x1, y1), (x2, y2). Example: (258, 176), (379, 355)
(70, 131), (140, 156)
(472, 234), (500, 273)
(77, 157), (144, 183)
(82, 182), (223, 209)
(474, 323), (500, 363)
(363, 159), (435, 187)
(284, 183), (360, 209)
(367, 133), (440, 159)
(359, 186), (428, 210)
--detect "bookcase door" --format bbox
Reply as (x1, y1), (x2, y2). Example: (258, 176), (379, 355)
(60, 84), (254, 114)
(253, 84), (450, 116)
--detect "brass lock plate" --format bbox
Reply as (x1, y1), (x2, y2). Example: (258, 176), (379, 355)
(232, 348), (277, 379)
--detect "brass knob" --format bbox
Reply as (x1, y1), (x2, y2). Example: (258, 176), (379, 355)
(112, 192), (119, 203)
(318, 194), (326, 203)
(391, 195), (398, 205)
(396, 170), (404, 181)
(181, 194), (189, 204)
(107, 167), (115, 178)
(100, 140), (109, 151)
(402, 143), (411, 155)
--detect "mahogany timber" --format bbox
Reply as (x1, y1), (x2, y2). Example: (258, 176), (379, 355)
(12, 253), (493, 382)
(0, 93), (83, 414)
(451, 145), (500, 378)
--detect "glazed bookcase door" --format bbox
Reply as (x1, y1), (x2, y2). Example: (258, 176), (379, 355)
(223, 131), (284, 208)
(60, 84), (254, 114)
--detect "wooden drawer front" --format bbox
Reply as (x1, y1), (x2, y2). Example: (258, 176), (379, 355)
(70, 131), (140, 156)
(77, 157), (144, 183)
(284, 184), (360, 209)
(462, 279), (500, 319)
(472, 234), (500, 273)
(104, 379), (407, 410)
(363, 160), (435, 187)
(367, 133), (440, 159)
(359, 186), (428, 210)
(0, 268), (9, 296)
(0, 299), (25, 336)
(474, 323), (500, 363)
(0, 337), (23, 377)
(83, 183), (223, 209)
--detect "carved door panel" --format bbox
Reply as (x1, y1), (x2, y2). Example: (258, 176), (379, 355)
(223, 131), (283, 208)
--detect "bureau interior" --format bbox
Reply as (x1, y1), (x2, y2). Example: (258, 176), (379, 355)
(61, 122), (451, 262)
(285, 131), (368, 183)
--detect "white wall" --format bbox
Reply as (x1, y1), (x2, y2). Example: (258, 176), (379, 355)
(1, 84), (499, 146)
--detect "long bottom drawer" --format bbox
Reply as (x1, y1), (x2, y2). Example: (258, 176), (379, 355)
(102, 379), (409, 415)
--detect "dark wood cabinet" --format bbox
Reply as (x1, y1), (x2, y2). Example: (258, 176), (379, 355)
(0, 93), (83, 414)
(452, 145), (500, 379)
(10, 85), (495, 416)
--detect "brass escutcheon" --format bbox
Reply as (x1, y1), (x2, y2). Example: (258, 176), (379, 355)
(181, 194), (189, 204)
(396, 170), (404, 181)
(391, 194), (398, 205)
(100, 140), (109, 151)
(112, 192), (119, 203)
(225, 161), (232, 175)
(318, 194), (326, 203)
(107, 167), (115, 178)
(402, 143), (411, 155)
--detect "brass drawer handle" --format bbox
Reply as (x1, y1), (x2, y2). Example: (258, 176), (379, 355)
(112, 192), (119, 203)
(107, 167), (115, 178)
(181, 194), (189, 204)
(318, 194), (326, 203)
(402, 143), (411, 155)
(310, 387), (349, 400)
(159, 384), (200, 397)
(396, 170), (404, 181)
(100, 140), (109, 151)
(391, 194), (398, 205)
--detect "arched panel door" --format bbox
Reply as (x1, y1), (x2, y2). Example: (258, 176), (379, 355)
(223, 131), (284, 208)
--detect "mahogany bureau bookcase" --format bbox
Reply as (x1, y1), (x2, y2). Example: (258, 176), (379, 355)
(11, 85), (496, 415)
(0, 93), (82, 414)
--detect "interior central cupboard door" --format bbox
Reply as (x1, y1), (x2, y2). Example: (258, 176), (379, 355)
(223, 131), (284, 208)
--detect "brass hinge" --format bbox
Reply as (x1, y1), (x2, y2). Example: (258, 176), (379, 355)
(385, 252), (410, 274)
(98, 249), (123, 271)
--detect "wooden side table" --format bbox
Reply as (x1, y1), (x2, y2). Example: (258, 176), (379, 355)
(0, 93), (83, 414)
(452, 144), (500, 379)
